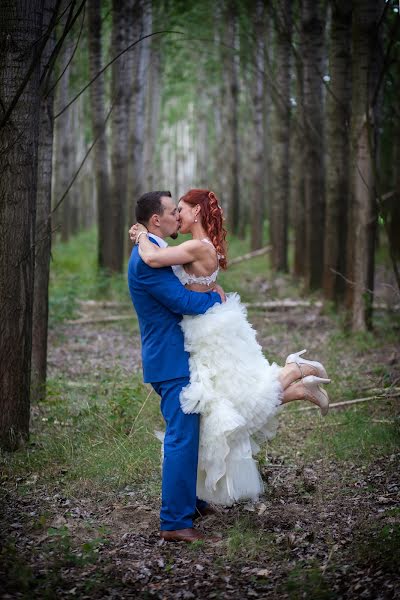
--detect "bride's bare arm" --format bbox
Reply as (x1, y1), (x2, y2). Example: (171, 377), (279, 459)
(132, 225), (207, 268)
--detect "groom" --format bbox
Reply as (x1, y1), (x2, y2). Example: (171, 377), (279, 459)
(127, 191), (223, 543)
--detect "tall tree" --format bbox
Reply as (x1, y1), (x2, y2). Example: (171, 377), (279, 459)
(223, 0), (240, 236)
(53, 24), (73, 243)
(323, 1), (352, 302)
(292, 17), (306, 278)
(346, 0), (384, 330)
(109, 0), (130, 272)
(0, 0), (44, 450)
(87, 0), (112, 270)
(31, 0), (59, 404)
(127, 0), (151, 236)
(249, 0), (266, 251)
(270, 0), (292, 269)
(301, 0), (326, 290)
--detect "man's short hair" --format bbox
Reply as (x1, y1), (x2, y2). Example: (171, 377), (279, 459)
(135, 191), (172, 224)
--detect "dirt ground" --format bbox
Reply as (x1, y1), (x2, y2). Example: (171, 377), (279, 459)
(1, 281), (399, 599)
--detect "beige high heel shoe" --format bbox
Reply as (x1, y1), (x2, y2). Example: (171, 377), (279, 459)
(302, 375), (330, 416)
(286, 349), (328, 379)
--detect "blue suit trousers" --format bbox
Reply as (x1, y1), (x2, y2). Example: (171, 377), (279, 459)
(152, 377), (207, 530)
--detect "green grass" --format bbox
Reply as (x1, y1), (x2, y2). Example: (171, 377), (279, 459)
(282, 563), (336, 600)
(2, 376), (163, 495)
(306, 405), (399, 463)
(351, 521), (400, 573)
(226, 516), (278, 560)
(49, 228), (130, 325)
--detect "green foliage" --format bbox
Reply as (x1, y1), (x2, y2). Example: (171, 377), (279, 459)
(301, 405), (399, 464)
(3, 375), (163, 494)
(283, 563), (335, 600)
(226, 516), (277, 560)
(351, 522), (400, 573)
(49, 228), (130, 324)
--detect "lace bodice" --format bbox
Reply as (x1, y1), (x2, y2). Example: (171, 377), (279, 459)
(171, 239), (219, 287)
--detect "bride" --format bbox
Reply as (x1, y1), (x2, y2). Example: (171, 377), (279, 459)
(129, 189), (330, 506)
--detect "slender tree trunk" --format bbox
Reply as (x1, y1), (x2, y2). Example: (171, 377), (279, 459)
(302, 0), (326, 290)
(249, 0), (266, 251)
(109, 0), (132, 272)
(144, 17), (162, 191)
(0, 0), (44, 450)
(270, 0), (291, 269)
(31, 0), (58, 405)
(53, 29), (72, 243)
(224, 0), (240, 235)
(127, 0), (151, 236)
(87, 0), (112, 270)
(323, 1), (352, 302)
(263, 13), (273, 242)
(346, 0), (383, 330)
(292, 2), (306, 278)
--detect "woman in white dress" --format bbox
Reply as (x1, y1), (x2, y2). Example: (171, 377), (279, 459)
(130, 189), (330, 506)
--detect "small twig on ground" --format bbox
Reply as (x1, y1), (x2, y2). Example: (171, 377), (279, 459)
(290, 392), (399, 412)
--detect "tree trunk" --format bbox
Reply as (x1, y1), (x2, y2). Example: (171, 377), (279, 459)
(144, 21), (162, 191)
(270, 0), (291, 269)
(323, 1), (352, 302)
(109, 0), (133, 272)
(126, 0), (151, 242)
(0, 0), (43, 450)
(250, 0), (266, 251)
(87, 0), (112, 271)
(53, 27), (73, 243)
(346, 0), (383, 331)
(31, 0), (58, 405)
(302, 0), (326, 290)
(292, 1), (306, 277)
(223, 0), (240, 236)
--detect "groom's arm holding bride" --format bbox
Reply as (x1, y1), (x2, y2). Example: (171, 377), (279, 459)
(136, 257), (225, 314)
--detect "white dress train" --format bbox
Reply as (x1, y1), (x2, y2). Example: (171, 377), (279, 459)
(178, 292), (282, 506)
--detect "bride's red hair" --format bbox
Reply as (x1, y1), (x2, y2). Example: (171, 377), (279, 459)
(180, 189), (228, 269)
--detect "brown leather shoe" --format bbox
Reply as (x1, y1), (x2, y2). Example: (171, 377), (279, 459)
(160, 528), (219, 543)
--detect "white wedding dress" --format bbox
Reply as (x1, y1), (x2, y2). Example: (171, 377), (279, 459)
(171, 248), (283, 506)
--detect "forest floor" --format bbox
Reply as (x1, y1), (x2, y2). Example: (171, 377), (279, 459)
(1, 231), (400, 599)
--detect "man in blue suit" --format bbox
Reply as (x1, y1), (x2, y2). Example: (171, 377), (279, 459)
(128, 191), (223, 543)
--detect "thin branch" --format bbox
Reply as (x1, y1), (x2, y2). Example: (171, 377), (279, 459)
(54, 30), (186, 120)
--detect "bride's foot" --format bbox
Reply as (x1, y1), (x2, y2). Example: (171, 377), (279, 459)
(286, 349), (328, 379)
(302, 375), (330, 416)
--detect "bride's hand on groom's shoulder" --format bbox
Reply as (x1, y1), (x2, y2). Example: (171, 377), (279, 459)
(213, 284), (226, 303)
(129, 223), (147, 244)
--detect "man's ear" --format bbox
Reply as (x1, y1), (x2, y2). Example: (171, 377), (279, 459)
(149, 213), (160, 228)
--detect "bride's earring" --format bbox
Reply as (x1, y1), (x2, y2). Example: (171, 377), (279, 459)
(194, 218), (198, 223)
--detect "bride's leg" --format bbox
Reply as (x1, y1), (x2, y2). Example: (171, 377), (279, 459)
(280, 379), (305, 404)
(278, 362), (318, 390)
(280, 377), (330, 415)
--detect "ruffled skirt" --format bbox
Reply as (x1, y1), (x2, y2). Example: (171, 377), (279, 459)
(179, 293), (282, 506)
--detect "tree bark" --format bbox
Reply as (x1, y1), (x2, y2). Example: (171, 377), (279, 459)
(346, 0), (384, 331)
(31, 0), (58, 405)
(323, 1), (352, 302)
(302, 0), (326, 290)
(126, 0), (151, 246)
(87, 0), (112, 271)
(109, 0), (133, 272)
(223, 0), (240, 236)
(0, 0), (44, 450)
(53, 23), (73, 243)
(270, 0), (291, 269)
(249, 0), (266, 251)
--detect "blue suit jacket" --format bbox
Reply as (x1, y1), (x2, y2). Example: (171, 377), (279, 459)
(127, 241), (221, 383)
